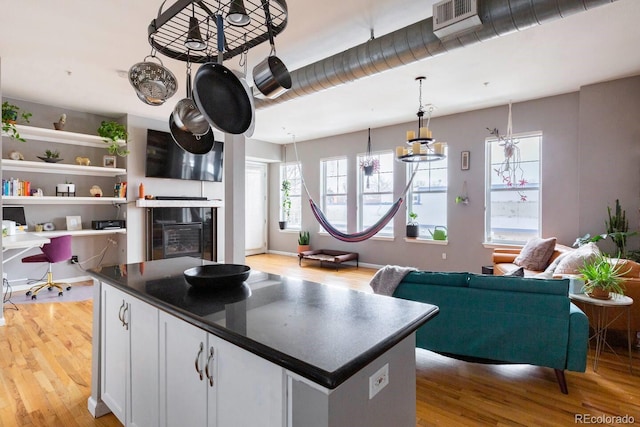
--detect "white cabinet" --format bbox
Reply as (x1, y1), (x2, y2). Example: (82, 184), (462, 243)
(158, 311), (285, 427)
(100, 284), (159, 427)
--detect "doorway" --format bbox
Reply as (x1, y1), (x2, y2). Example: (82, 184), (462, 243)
(245, 162), (267, 255)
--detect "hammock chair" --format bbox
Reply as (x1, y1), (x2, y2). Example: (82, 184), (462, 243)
(293, 139), (421, 242)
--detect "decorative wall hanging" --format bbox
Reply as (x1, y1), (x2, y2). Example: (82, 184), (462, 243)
(461, 151), (470, 170)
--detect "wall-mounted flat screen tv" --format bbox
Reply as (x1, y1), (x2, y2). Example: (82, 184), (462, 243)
(145, 129), (223, 182)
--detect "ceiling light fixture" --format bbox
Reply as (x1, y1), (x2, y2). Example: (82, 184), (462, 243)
(227, 0), (251, 27)
(396, 76), (446, 163)
(185, 5), (207, 51)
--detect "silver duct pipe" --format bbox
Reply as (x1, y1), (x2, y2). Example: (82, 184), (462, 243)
(255, 0), (617, 109)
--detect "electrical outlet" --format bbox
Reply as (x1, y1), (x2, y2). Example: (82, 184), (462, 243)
(70, 255), (79, 264)
(369, 363), (389, 399)
(442, 252), (447, 260)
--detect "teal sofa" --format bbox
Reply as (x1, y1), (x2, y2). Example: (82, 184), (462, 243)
(393, 272), (589, 393)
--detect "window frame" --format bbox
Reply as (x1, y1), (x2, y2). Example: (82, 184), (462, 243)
(320, 156), (348, 234)
(484, 131), (542, 245)
(356, 150), (395, 238)
(279, 162), (302, 231)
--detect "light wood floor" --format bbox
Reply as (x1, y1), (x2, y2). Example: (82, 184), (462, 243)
(0, 253), (638, 426)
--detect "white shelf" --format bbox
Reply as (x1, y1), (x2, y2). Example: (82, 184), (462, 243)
(35, 229), (127, 237)
(2, 196), (126, 205)
(136, 199), (224, 208)
(4, 124), (126, 148)
(2, 159), (126, 177)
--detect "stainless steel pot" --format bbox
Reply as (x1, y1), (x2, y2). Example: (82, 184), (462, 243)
(252, 3), (291, 99)
(172, 67), (209, 136)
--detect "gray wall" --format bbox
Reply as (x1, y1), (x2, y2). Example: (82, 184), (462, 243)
(268, 75), (640, 272)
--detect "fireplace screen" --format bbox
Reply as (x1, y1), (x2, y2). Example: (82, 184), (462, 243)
(147, 207), (215, 261)
(162, 223), (203, 259)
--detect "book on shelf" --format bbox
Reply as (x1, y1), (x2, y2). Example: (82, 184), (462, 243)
(2, 178), (31, 196)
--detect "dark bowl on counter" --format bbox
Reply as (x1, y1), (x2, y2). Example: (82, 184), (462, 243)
(184, 264), (251, 289)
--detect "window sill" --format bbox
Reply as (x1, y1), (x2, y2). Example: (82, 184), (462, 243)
(482, 242), (523, 249)
(279, 229), (300, 233)
(405, 238), (448, 245)
(318, 231), (395, 242)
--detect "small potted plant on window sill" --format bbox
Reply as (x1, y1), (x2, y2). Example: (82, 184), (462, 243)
(578, 252), (627, 300)
(97, 120), (130, 156)
(406, 212), (419, 238)
(279, 179), (291, 230)
(2, 101), (32, 142)
(298, 231), (310, 254)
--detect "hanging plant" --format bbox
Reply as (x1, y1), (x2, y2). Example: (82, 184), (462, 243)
(487, 102), (527, 202)
(360, 128), (379, 187)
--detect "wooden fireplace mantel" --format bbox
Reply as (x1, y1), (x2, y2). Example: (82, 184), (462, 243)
(136, 199), (224, 208)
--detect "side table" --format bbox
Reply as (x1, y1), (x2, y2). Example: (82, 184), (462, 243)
(569, 292), (633, 373)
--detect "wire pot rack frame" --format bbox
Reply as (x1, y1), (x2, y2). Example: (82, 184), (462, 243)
(148, 0), (288, 63)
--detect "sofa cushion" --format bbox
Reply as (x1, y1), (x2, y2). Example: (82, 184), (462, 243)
(401, 271), (469, 287)
(468, 273), (569, 296)
(504, 266), (524, 277)
(554, 242), (600, 275)
(514, 237), (557, 270)
(608, 258), (640, 278)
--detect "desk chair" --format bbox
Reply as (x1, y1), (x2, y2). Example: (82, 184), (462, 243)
(22, 235), (72, 300)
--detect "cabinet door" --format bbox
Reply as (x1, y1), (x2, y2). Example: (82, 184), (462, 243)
(159, 312), (211, 427)
(100, 284), (128, 425)
(128, 296), (159, 427)
(214, 336), (284, 427)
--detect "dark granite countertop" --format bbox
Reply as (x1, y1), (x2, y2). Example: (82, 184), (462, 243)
(88, 257), (438, 389)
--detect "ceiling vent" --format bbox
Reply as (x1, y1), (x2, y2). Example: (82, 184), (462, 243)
(433, 0), (482, 40)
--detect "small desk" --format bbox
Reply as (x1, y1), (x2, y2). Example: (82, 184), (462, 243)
(569, 292), (633, 373)
(2, 233), (51, 264)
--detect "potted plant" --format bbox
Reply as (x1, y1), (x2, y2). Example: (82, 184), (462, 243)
(298, 231), (310, 253)
(279, 180), (291, 230)
(97, 120), (130, 156)
(2, 101), (32, 142)
(406, 212), (419, 238)
(40, 149), (62, 163)
(578, 252), (627, 300)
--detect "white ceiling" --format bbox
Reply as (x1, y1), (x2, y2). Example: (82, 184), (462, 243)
(1, 0), (639, 144)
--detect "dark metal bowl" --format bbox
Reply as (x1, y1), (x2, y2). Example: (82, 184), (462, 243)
(183, 264), (251, 289)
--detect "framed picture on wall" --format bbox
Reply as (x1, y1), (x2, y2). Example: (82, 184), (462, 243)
(461, 151), (470, 170)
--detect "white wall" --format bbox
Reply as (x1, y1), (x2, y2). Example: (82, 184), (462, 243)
(268, 75), (640, 272)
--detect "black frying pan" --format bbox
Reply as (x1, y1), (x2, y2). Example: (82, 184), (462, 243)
(169, 114), (215, 154)
(193, 14), (252, 135)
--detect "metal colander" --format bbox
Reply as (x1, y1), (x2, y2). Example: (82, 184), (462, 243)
(129, 55), (178, 103)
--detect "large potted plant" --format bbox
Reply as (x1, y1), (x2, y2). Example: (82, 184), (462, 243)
(298, 231), (310, 253)
(97, 120), (130, 156)
(279, 180), (291, 230)
(406, 212), (419, 238)
(2, 101), (32, 142)
(578, 252), (627, 300)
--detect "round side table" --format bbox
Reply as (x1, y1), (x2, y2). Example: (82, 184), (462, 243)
(569, 292), (633, 373)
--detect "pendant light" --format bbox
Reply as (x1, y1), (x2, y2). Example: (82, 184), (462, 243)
(185, 5), (207, 51)
(395, 77), (446, 163)
(227, 0), (251, 27)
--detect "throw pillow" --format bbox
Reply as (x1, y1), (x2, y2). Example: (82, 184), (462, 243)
(514, 237), (557, 271)
(505, 266), (525, 277)
(554, 242), (600, 275)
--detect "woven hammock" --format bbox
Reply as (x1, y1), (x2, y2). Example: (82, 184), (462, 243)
(291, 138), (420, 242)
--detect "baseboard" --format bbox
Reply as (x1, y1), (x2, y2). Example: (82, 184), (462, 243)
(8, 275), (93, 292)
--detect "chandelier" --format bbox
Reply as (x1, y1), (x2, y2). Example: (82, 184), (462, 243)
(396, 77), (446, 163)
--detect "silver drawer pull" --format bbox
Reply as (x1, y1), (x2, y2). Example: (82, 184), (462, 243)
(194, 342), (204, 381)
(205, 347), (214, 387)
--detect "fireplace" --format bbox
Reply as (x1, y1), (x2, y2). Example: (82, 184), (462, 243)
(146, 206), (216, 261)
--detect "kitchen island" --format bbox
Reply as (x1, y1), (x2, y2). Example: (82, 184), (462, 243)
(87, 257), (438, 427)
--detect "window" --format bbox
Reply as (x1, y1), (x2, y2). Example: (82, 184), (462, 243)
(320, 157), (348, 233)
(485, 132), (541, 244)
(357, 151), (394, 237)
(406, 146), (448, 239)
(279, 162), (302, 230)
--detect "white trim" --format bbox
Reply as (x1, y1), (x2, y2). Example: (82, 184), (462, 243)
(404, 238), (448, 245)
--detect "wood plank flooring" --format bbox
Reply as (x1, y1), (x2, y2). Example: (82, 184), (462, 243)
(0, 253), (637, 426)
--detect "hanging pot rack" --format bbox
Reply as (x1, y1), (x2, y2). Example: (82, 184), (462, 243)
(148, 0), (288, 63)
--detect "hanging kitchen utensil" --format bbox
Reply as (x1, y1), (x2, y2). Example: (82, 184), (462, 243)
(169, 114), (216, 154)
(172, 59), (210, 136)
(193, 14), (252, 135)
(235, 42), (255, 138)
(252, 0), (291, 99)
(129, 51), (178, 104)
